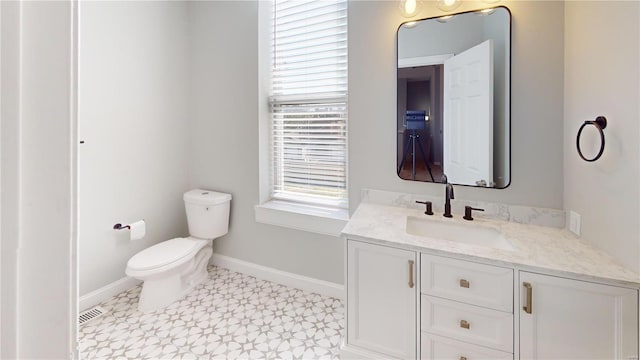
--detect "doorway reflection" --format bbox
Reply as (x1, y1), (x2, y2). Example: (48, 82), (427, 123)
(397, 65), (444, 183)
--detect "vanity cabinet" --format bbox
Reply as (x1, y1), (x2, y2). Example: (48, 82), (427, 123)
(343, 239), (639, 360)
(519, 271), (638, 360)
(346, 240), (417, 359)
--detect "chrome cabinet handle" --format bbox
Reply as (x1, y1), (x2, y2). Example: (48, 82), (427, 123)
(459, 279), (470, 288)
(523, 282), (533, 314)
(408, 260), (415, 288)
(460, 319), (470, 329)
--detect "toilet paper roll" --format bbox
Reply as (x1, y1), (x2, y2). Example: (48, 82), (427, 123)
(130, 220), (146, 241)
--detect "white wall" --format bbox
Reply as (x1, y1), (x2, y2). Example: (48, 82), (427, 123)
(188, 1), (345, 284)
(1, 2), (20, 355)
(1, 1), (76, 358)
(564, 1), (640, 272)
(78, 1), (191, 295)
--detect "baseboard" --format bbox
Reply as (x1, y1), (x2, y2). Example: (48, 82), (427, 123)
(210, 253), (344, 300)
(79, 255), (344, 311)
(340, 344), (387, 359)
(79, 277), (142, 311)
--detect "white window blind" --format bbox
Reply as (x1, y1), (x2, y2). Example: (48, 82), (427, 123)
(270, 0), (348, 208)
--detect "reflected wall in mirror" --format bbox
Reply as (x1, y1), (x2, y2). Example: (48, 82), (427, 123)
(397, 7), (511, 188)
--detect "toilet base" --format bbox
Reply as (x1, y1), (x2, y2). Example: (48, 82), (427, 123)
(136, 246), (212, 313)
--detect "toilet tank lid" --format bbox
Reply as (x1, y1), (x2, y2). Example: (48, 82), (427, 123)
(184, 189), (232, 206)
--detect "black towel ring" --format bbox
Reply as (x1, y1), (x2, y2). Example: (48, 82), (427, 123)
(576, 116), (607, 162)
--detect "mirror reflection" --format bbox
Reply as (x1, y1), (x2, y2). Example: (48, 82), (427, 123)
(397, 7), (511, 188)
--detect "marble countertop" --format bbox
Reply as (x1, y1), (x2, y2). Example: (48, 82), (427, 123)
(342, 203), (640, 287)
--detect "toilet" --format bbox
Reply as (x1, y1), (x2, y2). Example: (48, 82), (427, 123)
(126, 189), (231, 312)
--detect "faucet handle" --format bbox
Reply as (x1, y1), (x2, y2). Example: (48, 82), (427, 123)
(416, 201), (434, 216)
(463, 206), (484, 221)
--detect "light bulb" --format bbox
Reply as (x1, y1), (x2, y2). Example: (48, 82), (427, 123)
(399, 0), (422, 17)
(436, 0), (461, 12)
(405, 0), (417, 14)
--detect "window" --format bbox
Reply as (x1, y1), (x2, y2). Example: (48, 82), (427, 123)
(269, 0), (348, 209)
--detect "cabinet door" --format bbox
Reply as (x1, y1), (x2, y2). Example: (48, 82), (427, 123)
(519, 271), (638, 360)
(347, 240), (417, 359)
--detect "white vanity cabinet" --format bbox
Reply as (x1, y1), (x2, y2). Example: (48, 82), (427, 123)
(343, 239), (639, 360)
(346, 240), (417, 359)
(519, 271), (639, 360)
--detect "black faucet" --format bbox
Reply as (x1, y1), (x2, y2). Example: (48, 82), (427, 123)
(442, 174), (454, 218)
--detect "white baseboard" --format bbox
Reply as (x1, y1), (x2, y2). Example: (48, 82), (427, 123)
(79, 255), (344, 311)
(210, 253), (344, 300)
(340, 344), (386, 359)
(79, 277), (142, 311)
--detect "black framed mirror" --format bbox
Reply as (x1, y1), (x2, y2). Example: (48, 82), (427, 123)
(397, 6), (511, 188)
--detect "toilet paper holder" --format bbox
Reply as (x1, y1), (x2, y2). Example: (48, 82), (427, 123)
(114, 220), (146, 242)
(113, 223), (131, 230)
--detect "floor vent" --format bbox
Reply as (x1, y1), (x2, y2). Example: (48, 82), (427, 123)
(79, 306), (106, 326)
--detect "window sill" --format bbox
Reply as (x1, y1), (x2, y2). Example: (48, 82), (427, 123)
(254, 200), (349, 237)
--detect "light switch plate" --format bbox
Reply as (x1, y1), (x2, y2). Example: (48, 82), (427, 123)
(569, 210), (581, 236)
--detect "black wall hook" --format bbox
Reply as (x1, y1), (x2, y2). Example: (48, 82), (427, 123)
(576, 116), (607, 162)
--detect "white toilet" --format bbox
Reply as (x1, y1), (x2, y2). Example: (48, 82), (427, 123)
(126, 189), (231, 312)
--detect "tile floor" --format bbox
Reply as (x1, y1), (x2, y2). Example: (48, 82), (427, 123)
(79, 266), (344, 359)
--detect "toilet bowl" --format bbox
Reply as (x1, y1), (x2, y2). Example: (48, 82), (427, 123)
(126, 189), (231, 312)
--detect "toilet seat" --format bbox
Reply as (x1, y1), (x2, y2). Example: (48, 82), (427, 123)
(127, 237), (208, 274)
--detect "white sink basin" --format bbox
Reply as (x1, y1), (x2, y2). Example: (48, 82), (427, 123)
(406, 216), (515, 251)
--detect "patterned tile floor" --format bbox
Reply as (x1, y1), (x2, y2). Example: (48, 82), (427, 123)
(79, 266), (344, 359)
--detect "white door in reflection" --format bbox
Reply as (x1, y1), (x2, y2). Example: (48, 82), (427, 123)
(444, 39), (494, 186)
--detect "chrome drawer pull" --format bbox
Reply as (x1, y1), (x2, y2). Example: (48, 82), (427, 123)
(459, 279), (470, 288)
(460, 319), (470, 329)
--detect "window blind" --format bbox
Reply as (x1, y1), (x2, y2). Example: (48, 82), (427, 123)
(270, 0), (348, 208)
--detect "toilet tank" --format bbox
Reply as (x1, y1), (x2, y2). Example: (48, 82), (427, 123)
(183, 189), (232, 240)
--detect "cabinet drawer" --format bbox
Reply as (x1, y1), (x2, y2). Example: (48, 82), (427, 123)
(421, 254), (513, 312)
(421, 295), (513, 352)
(421, 333), (512, 360)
